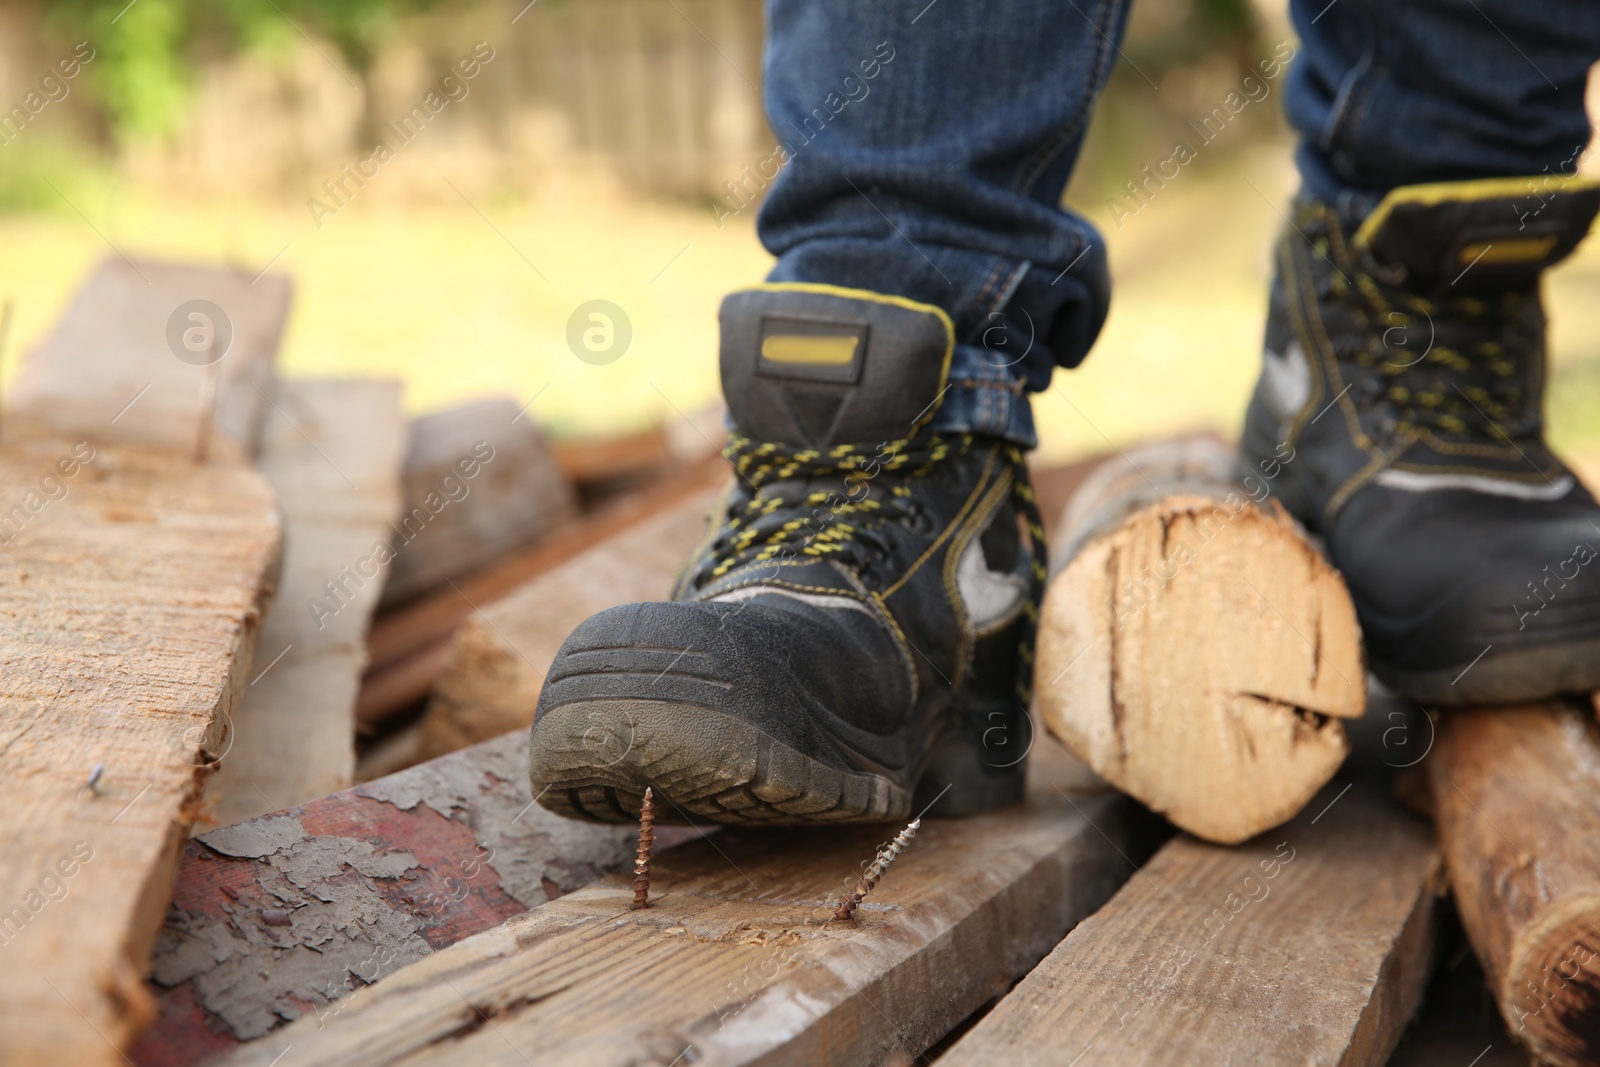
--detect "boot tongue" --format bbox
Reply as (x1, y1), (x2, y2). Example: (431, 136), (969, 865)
(1353, 177), (1600, 296)
(718, 286), (953, 448)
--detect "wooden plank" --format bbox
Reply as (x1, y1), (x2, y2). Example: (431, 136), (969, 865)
(132, 731), (700, 1065)
(940, 786), (1444, 1066)
(200, 380), (405, 828)
(355, 636), (453, 726)
(356, 455), (725, 730)
(380, 398), (577, 609)
(1427, 702), (1600, 1067)
(1037, 438), (1365, 843)
(210, 743), (1137, 1067)
(414, 482), (722, 759)
(551, 425), (671, 486)
(5, 258), (291, 461)
(0, 254), (291, 1062)
(0, 437), (281, 1064)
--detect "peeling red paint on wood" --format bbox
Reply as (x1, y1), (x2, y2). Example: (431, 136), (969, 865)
(130, 731), (699, 1066)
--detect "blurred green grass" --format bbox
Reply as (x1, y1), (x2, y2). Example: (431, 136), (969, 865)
(2, 148), (1599, 468)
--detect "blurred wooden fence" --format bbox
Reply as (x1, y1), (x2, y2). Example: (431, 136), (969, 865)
(0, 0), (772, 203)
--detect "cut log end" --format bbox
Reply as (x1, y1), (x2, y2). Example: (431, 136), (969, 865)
(1510, 913), (1600, 1066)
(1037, 492), (1364, 844)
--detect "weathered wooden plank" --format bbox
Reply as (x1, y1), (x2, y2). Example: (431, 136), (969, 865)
(1427, 702), (1600, 1067)
(940, 786), (1443, 1066)
(0, 437), (282, 1064)
(1037, 438), (1365, 843)
(132, 731), (696, 1065)
(380, 397), (577, 609)
(5, 258), (292, 461)
(214, 743), (1135, 1067)
(414, 482), (722, 759)
(200, 379), (405, 828)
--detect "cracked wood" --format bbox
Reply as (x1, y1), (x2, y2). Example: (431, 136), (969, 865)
(1036, 438), (1365, 843)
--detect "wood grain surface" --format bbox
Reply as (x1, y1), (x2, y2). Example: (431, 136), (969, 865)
(381, 397), (576, 608)
(941, 785), (1443, 1066)
(0, 437), (281, 1064)
(5, 258), (291, 461)
(213, 743), (1131, 1067)
(200, 379), (404, 827)
(1037, 438), (1365, 843)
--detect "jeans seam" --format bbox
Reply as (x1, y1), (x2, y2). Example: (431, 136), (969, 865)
(1013, 0), (1120, 197)
(970, 261), (1007, 329)
(1320, 4), (1379, 159)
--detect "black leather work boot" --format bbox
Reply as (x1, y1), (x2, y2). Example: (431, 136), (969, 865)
(1241, 177), (1600, 706)
(529, 284), (1044, 824)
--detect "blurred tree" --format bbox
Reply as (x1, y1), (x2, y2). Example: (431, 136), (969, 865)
(44, 0), (452, 144)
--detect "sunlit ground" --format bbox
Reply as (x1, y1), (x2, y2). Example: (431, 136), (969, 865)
(3, 146), (1599, 469)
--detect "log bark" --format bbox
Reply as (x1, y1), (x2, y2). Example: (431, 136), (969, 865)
(1036, 438), (1366, 843)
(200, 379), (405, 827)
(1427, 702), (1600, 1067)
(207, 743), (1136, 1067)
(940, 786), (1443, 1066)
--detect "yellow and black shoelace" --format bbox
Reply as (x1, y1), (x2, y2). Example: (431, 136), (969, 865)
(694, 430), (1049, 711)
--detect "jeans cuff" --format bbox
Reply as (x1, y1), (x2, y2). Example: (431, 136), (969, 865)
(926, 342), (1038, 448)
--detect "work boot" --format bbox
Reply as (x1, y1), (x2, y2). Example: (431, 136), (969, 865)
(1241, 177), (1600, 706)
(529, 284), (1044, 824)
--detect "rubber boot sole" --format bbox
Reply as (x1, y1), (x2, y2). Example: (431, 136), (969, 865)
(529, 699), (912, 825)
(1376, 636), (1600, 708)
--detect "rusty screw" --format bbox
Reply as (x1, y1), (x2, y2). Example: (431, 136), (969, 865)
(832, 817), (921, 922)
(632, 787), (656, 910)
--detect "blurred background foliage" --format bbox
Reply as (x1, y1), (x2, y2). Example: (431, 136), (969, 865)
(44, 0), (451, 141)
(0, 0), (1597, 466)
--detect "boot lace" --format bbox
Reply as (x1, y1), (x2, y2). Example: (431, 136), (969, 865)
(693, 431), (1050, 707)
(698, 432), (959, 582)
(1309, 211), (1541, 442)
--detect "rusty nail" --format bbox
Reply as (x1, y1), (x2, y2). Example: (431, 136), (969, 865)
(832, 817), (921, 923)
(632, 787), (656, 910)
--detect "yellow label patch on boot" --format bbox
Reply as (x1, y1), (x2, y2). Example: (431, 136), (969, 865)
(761, 334), (859, 366)
(1459, 235), (1559, 265)
(756, 317), (868, 384)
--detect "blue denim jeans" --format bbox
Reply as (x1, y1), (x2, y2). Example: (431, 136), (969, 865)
(755, 0), (1600, 447)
